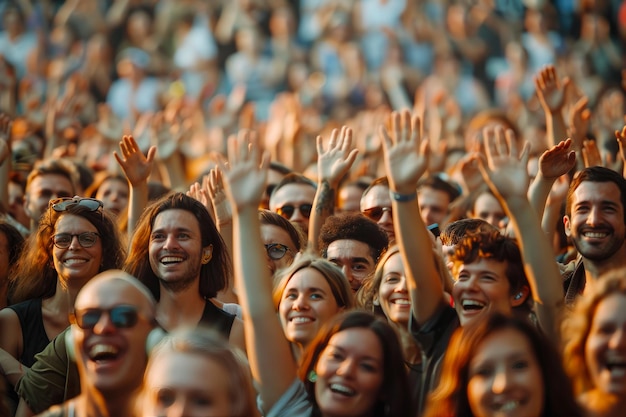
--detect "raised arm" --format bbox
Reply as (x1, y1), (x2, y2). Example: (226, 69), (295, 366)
(221, 130), (296, 411)
(477, 127), (564, 344)
(0, 114), (12, 210)
(535, 65), (569, 149)
(308, 126), (358, 251)
(114, 135), (156, 237)
(380, 110), (444, 326)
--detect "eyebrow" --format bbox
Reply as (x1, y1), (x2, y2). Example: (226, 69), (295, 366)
(152, 227), (194, 234)
(287, 286), (328, 294)
(329, 257), (372, 264)
(328, 345), (381, 363)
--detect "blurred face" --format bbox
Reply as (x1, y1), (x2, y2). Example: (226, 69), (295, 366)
(261, 224), (297, 274)
(73, 278), (154, 395)
(8, 182), (29, 227)
(279, 268), (343, 347)
(53, 214), (102, 286)
(143, 352), (233, 417)
(24, 174), (74, 225)
(418, 187), (450, 227)
(361, 185), (394, 243)
(149, 209), (209, 293)
(95, 178), (129, 216)
(467, 328), (544, 417)
(564, 182), (626, 262)
(315, 328), (384, 417)
(270, 183), (316, 234)
(326, 240), (374, 292)
(338, 185), (363, 213)
(472, 193), (506, 229)
(452, 258), (514, 327)
(585, 293), (626, 396)
(377, 253), (410, 325)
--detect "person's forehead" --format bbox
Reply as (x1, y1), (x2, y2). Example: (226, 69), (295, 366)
(571, 181), (623, 206)
(153, 209), (200, 230)
(360, 185), (391, 210)
(327, 239), (373, 260)
(270, 183), (315, 207)
(261, 224), (295, 246)
(75, 279), (148, 310)
(28, 173), (74, 194)
(418, 187), (450, 204)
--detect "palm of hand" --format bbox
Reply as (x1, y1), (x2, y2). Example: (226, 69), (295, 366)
(484, 157), (528, 198)
(224, 162), (266, 208)
(385, 143), (427, 187)
(539, 152), (574, 179)
(540, 85), (565, 111)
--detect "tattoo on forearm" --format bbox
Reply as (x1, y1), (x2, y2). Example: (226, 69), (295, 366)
(316, 180), (335, 215)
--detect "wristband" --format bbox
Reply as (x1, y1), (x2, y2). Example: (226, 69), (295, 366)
(390, 190), (417, 202)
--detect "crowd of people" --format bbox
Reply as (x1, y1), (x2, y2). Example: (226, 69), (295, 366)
(0, 0), (625, 417)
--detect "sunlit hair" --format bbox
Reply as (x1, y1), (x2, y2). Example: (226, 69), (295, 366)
(0, 220), (25, 276)
(361, 176), (389, 200)
(299, 311), (412, 417)
(566, 166), (626, 223)
(144, 327), (258, 417)
(9, 202), (125, 304)
(424, 314), (583, 417)
(124, 192), (232, 300)
(449, 230), (532, 315)
(562, 271), (626, 395)
(272, 253), (354, 311)
(259, 209), (305, 252)
(25, 158), (79, 195)
(440, 218), (497, 246)
(85, 172), (128, 202)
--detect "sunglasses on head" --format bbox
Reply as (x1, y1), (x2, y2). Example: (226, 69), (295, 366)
(265, 243), (291, 260)
(52, 232), (100, 249)
(362, 206), (392, 222)
(277, 204), (312, 219)
(69, 305), (144, 330)
(50, 197), (104, 213)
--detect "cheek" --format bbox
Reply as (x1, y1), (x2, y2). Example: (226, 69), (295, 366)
(466, 378), (487, 412)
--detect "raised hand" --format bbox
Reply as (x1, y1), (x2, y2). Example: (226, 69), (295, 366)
(207, 166), (232, 226)
(221, 130), (270, 211)
(476, 127), (530, 200)
(568, 95), (591, 150)
(615, 125), (626, 165)
(535, 65), (570, 113)
(538, 138), (576, 180)
(114, 135), (156, 186)
(582, 139), (603, 168)
(379, 109), (429, 193)
(316, 126), (358, 186)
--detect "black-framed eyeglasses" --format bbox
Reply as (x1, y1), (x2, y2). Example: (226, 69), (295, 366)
(265, 243), (291, 260)
(362, 206), (392, 222)
(277, 204), (312, 219)
(69, 305), (145, 330)
(50, 197), (104, 213)
(52, 232), (100, 249)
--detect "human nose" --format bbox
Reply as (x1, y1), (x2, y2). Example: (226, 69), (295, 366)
(491, 367), (510, 394)
(586, 207), (601, 226)
(395, 277), (408, 292)
(162, 234), (181, 251)
(67, 235), (81, 250)
(92, 312), (117, 334)
(290, 207), (306, 223)
(165, 399), (186, 417)
(292, 294), (309, 311)
(336, 358), (357, 378)
(609, 328), (626, 349)
(341, 265), (354, 284)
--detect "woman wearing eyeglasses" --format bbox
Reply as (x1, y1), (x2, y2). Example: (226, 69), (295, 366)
(0, 197), (125, 394)
(259, 210), (304, 275)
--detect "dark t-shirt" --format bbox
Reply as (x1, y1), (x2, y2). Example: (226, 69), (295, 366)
(409, 302), (459, 415)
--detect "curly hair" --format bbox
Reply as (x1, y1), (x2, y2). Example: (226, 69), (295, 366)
(424, 314), (583, 417)
(319, 212), (389, 262)
(124, 192), (232, 301)
(9, 201), (125, 304)
(562, 271), (626, 396)
(299, 311), (412, 417)
(449, 229), (532, 315)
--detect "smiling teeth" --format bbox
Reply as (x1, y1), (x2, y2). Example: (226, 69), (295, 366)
(330, 384), (355, 396)
(462, 300), (485, 308)
(64, 259), (87, 265)
(161, 256), (183, 263)
(89, 344), (119, 360)
(583, 232), (608, 238)
(393, 299), (410, 305)
(499, 401), (519, 412)
(292, 317), (313, 323)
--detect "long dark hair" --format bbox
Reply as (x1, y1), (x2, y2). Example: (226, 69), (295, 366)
(298, 310), (412, 417)
(124, 192), (232, 300)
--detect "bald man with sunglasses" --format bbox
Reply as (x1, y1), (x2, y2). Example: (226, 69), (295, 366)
(36, 270), (159, 417)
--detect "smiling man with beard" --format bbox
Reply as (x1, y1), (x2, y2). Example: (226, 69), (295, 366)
(562, 167), (626, 304)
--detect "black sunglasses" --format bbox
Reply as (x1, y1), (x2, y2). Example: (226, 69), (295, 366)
(70, 305), (144, 330)
(52, 232), (100, 249)
(265, 243), (291, 260)
(50, 197), (104, 213)
(362, 206), (392, 222)
(277, 204), (312, 219)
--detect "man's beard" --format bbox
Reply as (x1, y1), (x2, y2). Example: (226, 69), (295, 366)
(158, 265), (201, 293)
